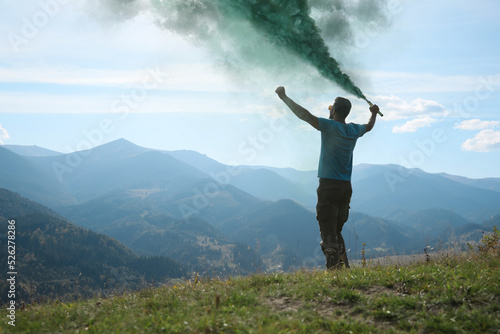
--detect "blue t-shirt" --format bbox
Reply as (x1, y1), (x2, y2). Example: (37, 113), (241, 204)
(317, 118), (366, 181)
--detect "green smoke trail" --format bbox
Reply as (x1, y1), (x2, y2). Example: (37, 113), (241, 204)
(103, 0), (383, 102)
(211, 0), (370, 102)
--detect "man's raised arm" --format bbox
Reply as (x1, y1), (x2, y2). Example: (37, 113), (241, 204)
(275, 86), (319, 130)
(364, 104), (380, 133)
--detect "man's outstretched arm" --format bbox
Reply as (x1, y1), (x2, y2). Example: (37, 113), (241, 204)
(275, 86), (319, 130)
(364, 104), (380, 133)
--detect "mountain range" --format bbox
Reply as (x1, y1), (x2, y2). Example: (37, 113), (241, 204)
(1, 139), (498, 280)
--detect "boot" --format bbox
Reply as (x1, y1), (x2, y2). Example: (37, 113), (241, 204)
(324, 248), (340, 270)
(339, 252), (350, 269)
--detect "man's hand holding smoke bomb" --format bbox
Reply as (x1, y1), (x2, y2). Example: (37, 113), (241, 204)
(369, 104), (380, 115)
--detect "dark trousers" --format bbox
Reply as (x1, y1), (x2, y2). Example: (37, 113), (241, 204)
(316, 178), (352, 269)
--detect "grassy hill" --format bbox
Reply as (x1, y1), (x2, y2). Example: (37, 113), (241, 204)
(3, 247), (498, 333)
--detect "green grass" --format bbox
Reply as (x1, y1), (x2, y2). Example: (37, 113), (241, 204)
(2, 249), (499, 333)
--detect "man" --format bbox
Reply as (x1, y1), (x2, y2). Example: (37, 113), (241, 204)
(275, 86), (379, 269)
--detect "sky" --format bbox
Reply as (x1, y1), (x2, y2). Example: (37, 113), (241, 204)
(1, 0), (499, 179)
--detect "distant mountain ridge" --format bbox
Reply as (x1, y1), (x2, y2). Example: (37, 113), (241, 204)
(1, 139), (497, 273)
(3, 144), (62, 157)
(351, 164), (500, 221)
(438, 172), (500, 193)
(3, 139), (499, 220)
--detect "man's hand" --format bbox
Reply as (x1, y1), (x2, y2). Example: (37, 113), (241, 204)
(275, 86), (286, 99)
(369, 104), (380, 115)
(365, 105), (379, 133)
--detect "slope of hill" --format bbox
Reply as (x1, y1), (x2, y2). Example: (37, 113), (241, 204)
(0, 147), (73, 207)
(150, 178), (263, 224)
(123, 214), (261, 276)
(394, 208), (472, 232)
(229, 168), (315, 208)
(343, 212), (418, 258)
(0, 188), (59, 218)
(0, 189), (183, 302)
(259, 166), (318, 190)
(220, 199), (320, 270)
(59, 188), (262, 276)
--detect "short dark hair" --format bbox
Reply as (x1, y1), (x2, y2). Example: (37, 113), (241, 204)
(333, 97), (351, 118)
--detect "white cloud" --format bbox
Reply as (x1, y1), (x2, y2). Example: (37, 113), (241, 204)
(462, 129), (500, 152)
(0, 123), (10, 144)
(371, 95), (447, 121)
(392, 117), (438, 133)
(455, 119), (500, 131)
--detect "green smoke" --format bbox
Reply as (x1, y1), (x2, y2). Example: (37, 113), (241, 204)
(97, 0), (391, 100)
(211, 0), (368, 101)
